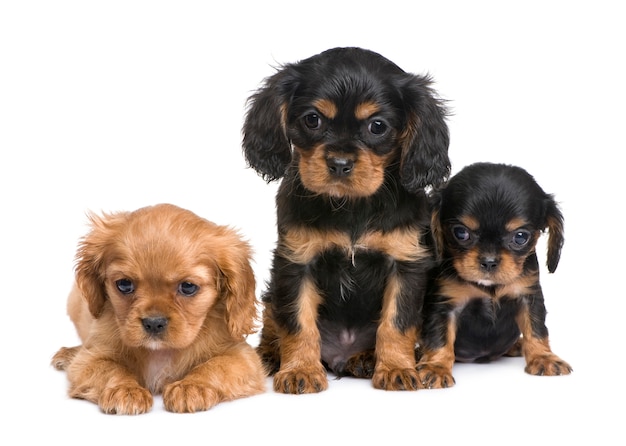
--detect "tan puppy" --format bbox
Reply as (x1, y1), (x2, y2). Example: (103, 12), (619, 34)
(52, 203), (266, 414)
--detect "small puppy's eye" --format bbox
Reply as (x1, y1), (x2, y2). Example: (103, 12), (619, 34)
(178, 282), (199, 297)
(116, 279), (135, 294)
(512, 230), (531, 247)
(303, 113), (322, 130)
(452, 225), (471, 243)
(368, 119), (388, 136)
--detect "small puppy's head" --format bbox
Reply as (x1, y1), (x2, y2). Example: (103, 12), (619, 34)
(243, 47), (450, 197)
(431, 162), (564, 286)
(74, 203), (257, 349)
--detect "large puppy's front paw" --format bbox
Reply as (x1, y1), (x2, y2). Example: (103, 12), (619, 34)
(273, 366), (328, 394)
(372, 367), (421, 391)
(525, 355), (573, 376)
(99, 385), (153, 415)
(416, 362), (456, 389)
(163, 381), (219, 413)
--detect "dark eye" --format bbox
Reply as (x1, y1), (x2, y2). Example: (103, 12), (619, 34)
(511, 230), (531, 247)
(368, 119), (388, 136)
(303, 113), (322, 130)
(178, 282), (199, 297)
(115, 279), (135, 295)
(452, 225), (471, 243)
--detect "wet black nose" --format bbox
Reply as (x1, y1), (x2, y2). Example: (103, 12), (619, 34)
(480, 258), (498, 272)
(327, 157), (354, 177)
(142, 316), (168, 335)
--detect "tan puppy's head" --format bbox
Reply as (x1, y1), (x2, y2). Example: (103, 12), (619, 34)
(73, 203), (257, 349)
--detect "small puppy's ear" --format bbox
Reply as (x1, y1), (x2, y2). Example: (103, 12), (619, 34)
(242, 66), (299, 182)
(74, 211), (127, 318)
(428, 190), (445, 261)
(398, 74), (451, 192)
(544, 196), (565, 273)
(214, 229), (258, 339)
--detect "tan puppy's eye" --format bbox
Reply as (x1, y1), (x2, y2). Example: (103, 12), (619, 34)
(115, 279), (135, 295)
(178, 282), (199, 297)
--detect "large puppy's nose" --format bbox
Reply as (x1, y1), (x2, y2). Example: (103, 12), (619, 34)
(142, 316), (168, 335)
(480, 257), (498, 272)
(327, 157), (354, 177)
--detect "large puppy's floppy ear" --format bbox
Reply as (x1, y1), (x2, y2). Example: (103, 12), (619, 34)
(398, 74), (451, 192)
(242, 66), (300, 182)
(213, 227), (258, 339)
(74, 211), (128, 318)
(544, 196), (565, 273)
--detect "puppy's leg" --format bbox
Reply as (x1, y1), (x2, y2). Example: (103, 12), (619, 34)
(66, 353), (153, 415)
(163, 343), (266, 413)
(51, 345), (81, 371)
(372, 275), (422, 391)
(416, 322), (456, 389)
(517, 297), (572, 376)
(272, 278), (328, 394)
(255, 307), (282, 375)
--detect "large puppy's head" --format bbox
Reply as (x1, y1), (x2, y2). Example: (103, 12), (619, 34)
(243, 47), (450, 198)
(431, 162), (564, 286)
(74, 203), (257, 349)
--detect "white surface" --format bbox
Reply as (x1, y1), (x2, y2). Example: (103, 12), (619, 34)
(1, 1), (622, 444)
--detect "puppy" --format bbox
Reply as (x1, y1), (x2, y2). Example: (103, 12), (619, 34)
(51, 203), (266, 414)
(417, 162), (572, 389)
(243, 47), (450, 393)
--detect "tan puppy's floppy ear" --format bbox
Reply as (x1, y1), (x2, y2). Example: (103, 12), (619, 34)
(211, 226), (258, 339)
(544, 197), (564, 274)
(74, 211), (128, 318)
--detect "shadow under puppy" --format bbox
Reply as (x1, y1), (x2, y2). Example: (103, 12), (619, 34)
(418, 162), (572, 389)
(243, 47), (450, 393)
(51, 203), (266, 414)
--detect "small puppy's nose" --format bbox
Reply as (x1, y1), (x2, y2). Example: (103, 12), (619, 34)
(480, 258), (498, 272)
(327, 157), (354, 177)
(142, 316), (168, 335)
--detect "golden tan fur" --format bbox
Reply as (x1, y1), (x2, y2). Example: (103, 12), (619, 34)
(51, 203), (266, 414)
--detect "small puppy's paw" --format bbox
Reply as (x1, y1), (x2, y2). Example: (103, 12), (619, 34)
(51, 346), (81, 370)
(344, 351), (376, 378)
(525, 355), (573, 376)
(416, 363), (456, 389)
(163, 381), (219, 413)
(372, 367), (421, 391)
(99, 385), (153, 415)
(273, 366), (328, 394)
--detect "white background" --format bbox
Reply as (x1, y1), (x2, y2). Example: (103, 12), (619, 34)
(1, 1), (623, 444)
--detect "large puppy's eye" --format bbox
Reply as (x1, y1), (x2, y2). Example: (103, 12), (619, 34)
(368, 119), (388, 136)
(303, 113), (322, 130)
(510, 230), (531, 249)
(115, 279), (135, 294)
(452, 225), (471, 243)
(178, 282), (199, 297)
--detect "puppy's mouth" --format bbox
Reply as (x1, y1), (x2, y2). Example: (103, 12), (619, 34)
(296, 147), (388, 198)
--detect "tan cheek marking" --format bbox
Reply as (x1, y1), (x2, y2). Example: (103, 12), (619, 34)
(355, 101), (380, 120)
(312, 99), (337, 119)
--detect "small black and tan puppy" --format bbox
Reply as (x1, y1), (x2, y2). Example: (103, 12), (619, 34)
(417, 162), (572, 388)
(243, 47), (450, 393)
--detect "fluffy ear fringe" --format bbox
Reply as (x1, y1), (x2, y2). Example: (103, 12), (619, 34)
(544, 197), (564, 273)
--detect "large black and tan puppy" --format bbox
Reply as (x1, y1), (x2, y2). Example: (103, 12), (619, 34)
(417, 162), (572, 389)
(243, 47), (450, 393)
